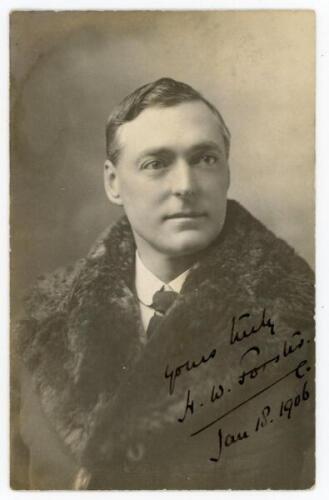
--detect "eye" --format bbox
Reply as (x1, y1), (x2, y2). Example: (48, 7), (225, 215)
(193, 153), (219, 167)
(202, 154), (218, 164)
(140, 159), (167, 170)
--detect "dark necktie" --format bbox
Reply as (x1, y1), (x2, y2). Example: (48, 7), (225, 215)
(146, 287), (178, 337)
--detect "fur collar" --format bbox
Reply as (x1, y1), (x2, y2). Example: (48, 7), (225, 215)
(17, 200), (314, 472)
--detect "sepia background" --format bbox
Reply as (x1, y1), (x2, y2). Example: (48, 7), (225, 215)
(10, 10), (315, 314)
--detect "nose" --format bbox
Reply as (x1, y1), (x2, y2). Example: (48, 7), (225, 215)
(170, 158), (197, 198)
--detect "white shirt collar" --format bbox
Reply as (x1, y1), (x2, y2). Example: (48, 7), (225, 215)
(135, 251), (190, 306)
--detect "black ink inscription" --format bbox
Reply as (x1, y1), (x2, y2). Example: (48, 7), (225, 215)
(283, 331), (304, 358)
(238, 330), (306, 385)
(294, 359), (311, 379)
(230, 308), (276, 346)
(255, 405), (271, 432)
(238, 346), (280, 385)
(279, 381), (310, 420)
(178, 389), (194, 423)
(209, 427), (250, 463)
(165, 347), (217, 395)
(190, 359), (311, 437)
(210, 383), (225, 403)
(178, 382), (226, 423)
(209, 380), (311, 463)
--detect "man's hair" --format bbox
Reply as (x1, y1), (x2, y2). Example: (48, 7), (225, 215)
(105, 77), (231, 164)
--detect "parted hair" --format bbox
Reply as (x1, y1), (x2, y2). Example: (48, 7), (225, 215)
(105, 77), (231, 164)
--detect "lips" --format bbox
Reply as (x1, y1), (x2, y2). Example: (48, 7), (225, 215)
(165, 211), (207, 219)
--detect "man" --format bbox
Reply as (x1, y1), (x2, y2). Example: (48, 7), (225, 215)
(13, 78), (314, 490)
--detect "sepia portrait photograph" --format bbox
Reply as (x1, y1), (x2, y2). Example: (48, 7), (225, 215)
(9, 8), (316, 491)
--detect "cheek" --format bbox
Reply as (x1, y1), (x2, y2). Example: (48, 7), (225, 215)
(121, 179), (164, 210)
(120, 186), (158, 221)
(200, 166), (229, 186)
(202, 174), (228, 198)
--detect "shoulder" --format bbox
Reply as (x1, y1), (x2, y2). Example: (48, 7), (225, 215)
(13, 260), (83, 371)
(225, 199), (314, 282)
(16, 214), (131, 321)
(14, 214), (134, 361)
(199, 200), (315, 323)
(22, 260), (85, 322)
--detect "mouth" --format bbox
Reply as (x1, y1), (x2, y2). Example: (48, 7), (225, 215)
(165, 211), (207, 220)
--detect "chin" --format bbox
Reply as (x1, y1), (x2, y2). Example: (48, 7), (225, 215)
(164, 232), (217, 257)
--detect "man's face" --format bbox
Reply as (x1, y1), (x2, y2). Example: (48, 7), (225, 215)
(104, 101), (230, 259)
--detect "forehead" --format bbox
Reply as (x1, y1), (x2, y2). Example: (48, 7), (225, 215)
(116, 101), (226, 157)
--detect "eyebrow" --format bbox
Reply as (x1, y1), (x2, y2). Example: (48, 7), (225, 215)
(136, 148), (173, 163)
(187, 141), (224, 155)
(136, 141), (224, 163)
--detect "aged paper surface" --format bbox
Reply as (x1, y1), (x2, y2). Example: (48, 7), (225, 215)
(10, 10), (315, 490)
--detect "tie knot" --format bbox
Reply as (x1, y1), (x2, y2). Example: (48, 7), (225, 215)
(151, 287), (178, 315)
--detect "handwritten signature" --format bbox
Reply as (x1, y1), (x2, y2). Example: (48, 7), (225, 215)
(238, 330), (308, 385)
(178, 357), (311, 426)
(162, 308), (313, 465)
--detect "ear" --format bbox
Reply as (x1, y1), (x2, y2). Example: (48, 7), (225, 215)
(226, 163), (231, 191)
(104, 160), (123, 206)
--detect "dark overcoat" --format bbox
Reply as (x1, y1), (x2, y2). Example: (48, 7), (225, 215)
(12, 200), (315, 490)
